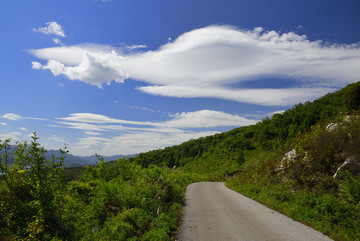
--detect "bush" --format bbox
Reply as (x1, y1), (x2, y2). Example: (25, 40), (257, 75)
(0, 133), (71, 240)
(344, 82), (360, 112)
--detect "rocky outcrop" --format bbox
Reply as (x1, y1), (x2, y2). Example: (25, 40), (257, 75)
(333, 155), (360, 178)
(275, 149), (302, 173)
(277, 115), (360, 179)
(326, 123), (341, 133)
(326, 116), (358, 133)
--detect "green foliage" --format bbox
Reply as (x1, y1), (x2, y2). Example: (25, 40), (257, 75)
(60, 159), (200, 240)
(236, 150), (245, 167)
(0, 133), (71, 240)
(339, 172), (360, 207)
(0, 135), (200, 240)
(1, 82), (360, 240)
(223, 83), (360, 240)
(344, 82), (360, 111)
(223, 107), (360, 240)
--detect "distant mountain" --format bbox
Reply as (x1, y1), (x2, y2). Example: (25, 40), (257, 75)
(81, 154), (138, 164)
(45, 150), (95, 168)
(1, 147), (137, 168)
(46, 150), (138, 168)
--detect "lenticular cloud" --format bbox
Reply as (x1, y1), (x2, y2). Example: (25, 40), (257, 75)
(30, 25), (360, 106)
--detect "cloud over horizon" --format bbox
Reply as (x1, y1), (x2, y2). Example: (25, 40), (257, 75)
(1, 110), (256, 155)
(30, 25), (360, 106)
(57, 110), (258, 132)
(52, 110), (258, 155)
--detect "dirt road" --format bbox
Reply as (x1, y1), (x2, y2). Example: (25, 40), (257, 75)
(178, 182), (332, 241)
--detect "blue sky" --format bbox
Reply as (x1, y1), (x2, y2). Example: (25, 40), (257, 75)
(1, 0), (360, 155)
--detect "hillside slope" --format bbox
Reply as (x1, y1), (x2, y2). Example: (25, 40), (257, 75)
(132, 81), (358, 175)
(1, 82), (359, 240)
(132, 81), (360, 240)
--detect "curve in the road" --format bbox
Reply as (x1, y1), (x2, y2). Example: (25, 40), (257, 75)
(178, 182), (332, 241)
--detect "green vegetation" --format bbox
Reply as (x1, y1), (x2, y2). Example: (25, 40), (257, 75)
(1, 82), (360, 240)
(0, 135), (201, 240)
(131, 81), (360, 240)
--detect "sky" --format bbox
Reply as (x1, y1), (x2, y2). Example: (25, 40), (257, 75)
(1, 0), (360, 156)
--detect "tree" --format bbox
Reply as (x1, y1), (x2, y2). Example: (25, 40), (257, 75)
(236, 150), (246, 167)
(344, 82), (360, 112)
(0, 133), (71, 240)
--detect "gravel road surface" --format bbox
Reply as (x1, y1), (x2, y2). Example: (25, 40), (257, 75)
(178, 182), (332, 241)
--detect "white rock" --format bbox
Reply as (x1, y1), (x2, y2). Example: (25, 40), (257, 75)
(326, 123), (340, 132)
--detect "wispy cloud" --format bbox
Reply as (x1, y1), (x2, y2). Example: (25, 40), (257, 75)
(94, 0), (112, 2)
(33, 21), (66, 37)
(56, 110), (257, 129)
(94, 130), (217, 156)
(84, 131), (102, 136)
(165, 110), (256, 128)
(0, 110), (258, 155)
(30, 25), (360, 106)
(0, 132), (22, 141)
(125, 44), (148, 50)
(51, 110), (258, 155)
(131, 106), (158, 112)
(2, 113), (22, 121)
(71, 130), (218, 156)
(49, 135), (65, 143)
(137, 85), (334, 106)
(52, 38), (65, 46)
(1, 113), (48, 121)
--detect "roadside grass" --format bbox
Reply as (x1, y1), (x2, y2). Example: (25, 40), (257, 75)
(226, 176), (360, 241)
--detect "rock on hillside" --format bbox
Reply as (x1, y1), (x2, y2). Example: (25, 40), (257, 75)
(277, 115), (360, 179)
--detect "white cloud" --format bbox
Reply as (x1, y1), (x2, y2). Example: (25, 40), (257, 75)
(52, 110), (258, 155)
(19, 127), (27, 131)
(165, 110), (257, 128)
(1, 113), (48, 121)
(71, 136), (108, 154)
(0, 122), (7, 126)
(49, 135), (65, 143)
(2, 113), (22, 121)
(30, 25), (360, 106)
(269, 110), (285, 116)
(71, 130), (218, 156)
(52, 38), (64, 46)
(32, 61), (42, 69)
(57, 110), (257, 129)
(131, 106), (157, 112)
(101, 130), (217, 155)
(125, 44), (148, 50)
(0, 132), (22, 141)
(25, 117), (48, 121)
(137, 85), (335, 106)
(84, 131), (102, 136)
(34, 21), (66, 37)
(58, 113), (140, 125)
(30, 45), (129, 88)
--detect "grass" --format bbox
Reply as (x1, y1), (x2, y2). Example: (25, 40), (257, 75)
(226, 176), (360, 241)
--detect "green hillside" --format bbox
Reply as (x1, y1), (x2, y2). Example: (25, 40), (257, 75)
(1, 82), (360, 240)
(131, 81), (360, 240)
(132, 81), (355, 177)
